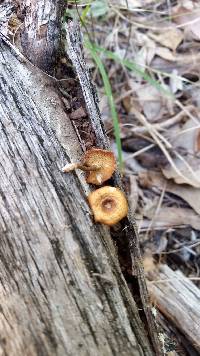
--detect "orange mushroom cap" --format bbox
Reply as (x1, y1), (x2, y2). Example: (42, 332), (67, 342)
(88, 186), (128, 226)
(82, 148), (116, 185)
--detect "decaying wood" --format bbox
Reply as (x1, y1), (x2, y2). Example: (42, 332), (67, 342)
(147, 264), (200, 353)
(21, 0), (63, 72)
(0, 38), (154, 356)
(0, 1), (162, 355)
(65, 20), (162, 355)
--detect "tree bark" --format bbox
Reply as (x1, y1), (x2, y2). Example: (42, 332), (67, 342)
(0, 1), (161, 355)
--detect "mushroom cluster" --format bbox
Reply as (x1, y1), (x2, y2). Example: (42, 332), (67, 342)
(62, 147), (128, 225)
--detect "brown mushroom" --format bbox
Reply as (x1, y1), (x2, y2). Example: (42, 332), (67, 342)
(62, 148), (116, 185)
(83, 148), (115, 185)
(88, 186), (128, 226)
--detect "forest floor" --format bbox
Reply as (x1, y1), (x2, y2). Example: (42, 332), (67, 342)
(65, 0), (200, 276)
(8, 0), (200, 354)
(64, 1), (200, 355)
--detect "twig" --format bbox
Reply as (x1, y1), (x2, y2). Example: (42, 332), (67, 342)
(175, 99), (199, 125)
(130, 106), (200, 186)
(149, 277), (200, 284)
(130, 106), (194, 134)
(124, 143), (155, 161)
(145, 181), (167, 240)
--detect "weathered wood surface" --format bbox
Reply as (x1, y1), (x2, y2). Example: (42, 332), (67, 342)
(147, 264), (200, 353)
(0, 1), (162, 355)
(21, 0), (63, 71)
(0, 39), (154, 356)
(65, 21), (161, 354)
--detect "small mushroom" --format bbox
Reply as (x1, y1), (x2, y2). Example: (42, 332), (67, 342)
(88, 186), (128, 226)
(83, 148), (115, 185)
(62, 148), (116, 185)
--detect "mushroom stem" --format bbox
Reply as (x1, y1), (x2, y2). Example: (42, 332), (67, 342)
(62, 162), (100, 173)
(61, 148), (116, 185)
(62, 162), (80, 173)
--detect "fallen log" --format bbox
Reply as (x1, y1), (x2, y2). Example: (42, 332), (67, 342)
(0, 1), (162, 354)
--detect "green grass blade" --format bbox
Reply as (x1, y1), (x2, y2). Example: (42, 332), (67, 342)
(86, 42), (174, 98)
(80, 1), (92, 23)
(87, 42), (123, 170)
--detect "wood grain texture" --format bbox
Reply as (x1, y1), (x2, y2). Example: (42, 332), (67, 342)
(148, 264), (200, 353)
(0, 39), (156, 355)
(0, 0), (162, 354)
(21, 0), (63, 71)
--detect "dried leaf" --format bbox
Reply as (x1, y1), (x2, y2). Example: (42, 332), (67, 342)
(143, 255), (156, 273)
(134, 47), (149, 72)
(173, 4), (200, 40)
(136, 84), (162, 122)
(162, 166), (200, 188)
(155, 47), (176, 62)
(122, 83), (141, 114)
(144, 206), (200, 230)
(150, 29), (183, 51)
(134, 32), (156, 65)
(139, 171), (200, 215)
(162, 118), (200, 187)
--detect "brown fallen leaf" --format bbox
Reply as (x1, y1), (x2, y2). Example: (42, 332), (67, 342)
(122, 80), (166, 122)
(122, 82), (142, 114)
(135, 84), (163, 122)
(162, 165), (200, 188)
(162, 118), (200, 187)
(150, 28), (183, 51)
(173, 4), (200, 41)
(134, 47), (151, 72)
(134, 32), (156, 65)
(155, 47), (177, 62)
(139, 171), (200, 215)
(144, 205), (200, 230)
